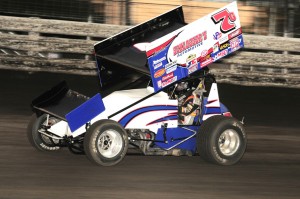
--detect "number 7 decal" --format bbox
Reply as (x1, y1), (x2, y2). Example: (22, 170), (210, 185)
(211, 9), (236, 33)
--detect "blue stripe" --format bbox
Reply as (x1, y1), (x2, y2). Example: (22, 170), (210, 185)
(205, 107), (221, 114)
(119, 105), (177, 127)
(147, 115), (178, 125)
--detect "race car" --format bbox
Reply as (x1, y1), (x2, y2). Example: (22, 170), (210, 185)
(27, 1), (247, 166)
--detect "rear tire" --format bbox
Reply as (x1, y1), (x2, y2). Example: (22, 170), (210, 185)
(84, 120), (128, 166)
(197, 115), (247, 165)
(27, 114), (60, 152)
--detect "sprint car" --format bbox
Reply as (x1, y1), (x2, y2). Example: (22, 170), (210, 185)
(27, 1), (247, 166)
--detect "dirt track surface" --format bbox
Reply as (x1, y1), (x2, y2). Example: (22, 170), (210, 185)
(0, 70), (299, 199)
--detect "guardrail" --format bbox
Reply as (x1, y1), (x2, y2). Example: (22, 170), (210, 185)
(0, 16), (300, 88)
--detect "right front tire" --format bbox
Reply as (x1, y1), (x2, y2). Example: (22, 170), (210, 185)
(84, 120), (128, 166)
(197, 115), (247, 166)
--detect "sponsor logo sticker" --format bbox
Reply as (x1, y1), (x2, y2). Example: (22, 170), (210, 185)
(162, 72), (174, 81)
(188, 63), (198, 74)
(230, 37), (240, 50)
(153, 57), (166, 69)
(211, 9), (237, 33)
(213, 32), (222, 40)
(153, 57), (166, 64)
(154, 68), (165, 78)
(165, 61), (177, 69)
(166, 66), (177, 74)
(153, 62), (162, 70)
(200, 54), (211, 62)
(201, 50), (208, 57)
(228, 28), (242, 39)
(213, 49), (228, 61)
(162, 76), (177, 87)
(186, 55), (198, 74)
(186, 54), (196, 62)
(173, 31), (207, 56)
(165, 61), (177, 74)
(157, 80), (162, 88)
(187, 59), (197, 67)
(213, 43), (219, 53)
(219, 42), (230, 50)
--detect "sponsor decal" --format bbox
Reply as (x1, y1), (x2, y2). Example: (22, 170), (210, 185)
(213, 32), (222, 40)
(173, 31), (207, 56)
(201, 50), (208, 57)
(213, 43), (219, 53)
(219, 42), (230, 50)
(211, 9), (236, 33)
(213, 49), (228, 61)
(186, 54), (196, 62)
(166, 65), (177, 74)
(201, 57), (213, 68)
(162, 72), (174, 81)
(157, 80), (162, 88)
(230, 37), (240, 50)
(187, 55), (198, 74)
(153, 56), (166, 69)
(165, 61), (177, 74)
(165, 61), (177, 69)
(226, 35), (244, 53)
(162, 76), (177, 87)
(153, 62), (162, 70)
(199, 54), (211, 62)
(153, 57), (166, 65)
(187, 58), (197, 68)
(188, 63), (198, 74)
(154, 68), (165, 78)
(228, 28), (242, 39)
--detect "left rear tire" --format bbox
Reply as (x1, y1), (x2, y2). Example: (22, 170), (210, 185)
(27, 114), (60, 152)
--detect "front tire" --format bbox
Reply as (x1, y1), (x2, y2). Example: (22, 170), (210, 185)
(197, 115), (247, 165)
(84, 120), (128, 166)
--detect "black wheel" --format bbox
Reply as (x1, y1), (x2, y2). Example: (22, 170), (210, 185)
(197, 115), (247, 165)
(84, 120), (128, 166)
(27, 114), (60, 152)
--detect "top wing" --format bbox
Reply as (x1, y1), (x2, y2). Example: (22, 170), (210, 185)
(146, 1), (244, 91)
(94, 6), (186, 76)
(94, 1), (244, 92)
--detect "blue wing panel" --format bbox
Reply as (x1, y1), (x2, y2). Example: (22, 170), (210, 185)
(66, 93), (105, 132)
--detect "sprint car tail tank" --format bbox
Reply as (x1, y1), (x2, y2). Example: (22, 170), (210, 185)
(31, 81), (89, 120)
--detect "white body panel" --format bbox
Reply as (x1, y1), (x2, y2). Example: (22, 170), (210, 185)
(104, 87), (178, 132)
(49, 84), (222, 138)
(48, 121), (71, 137)
(49, 87), (178, 138)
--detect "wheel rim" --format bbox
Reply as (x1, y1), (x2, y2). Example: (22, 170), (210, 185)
(218, 129), (240, 156)
(39, 116), (59, 145)
(97, 129), (123, 158)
